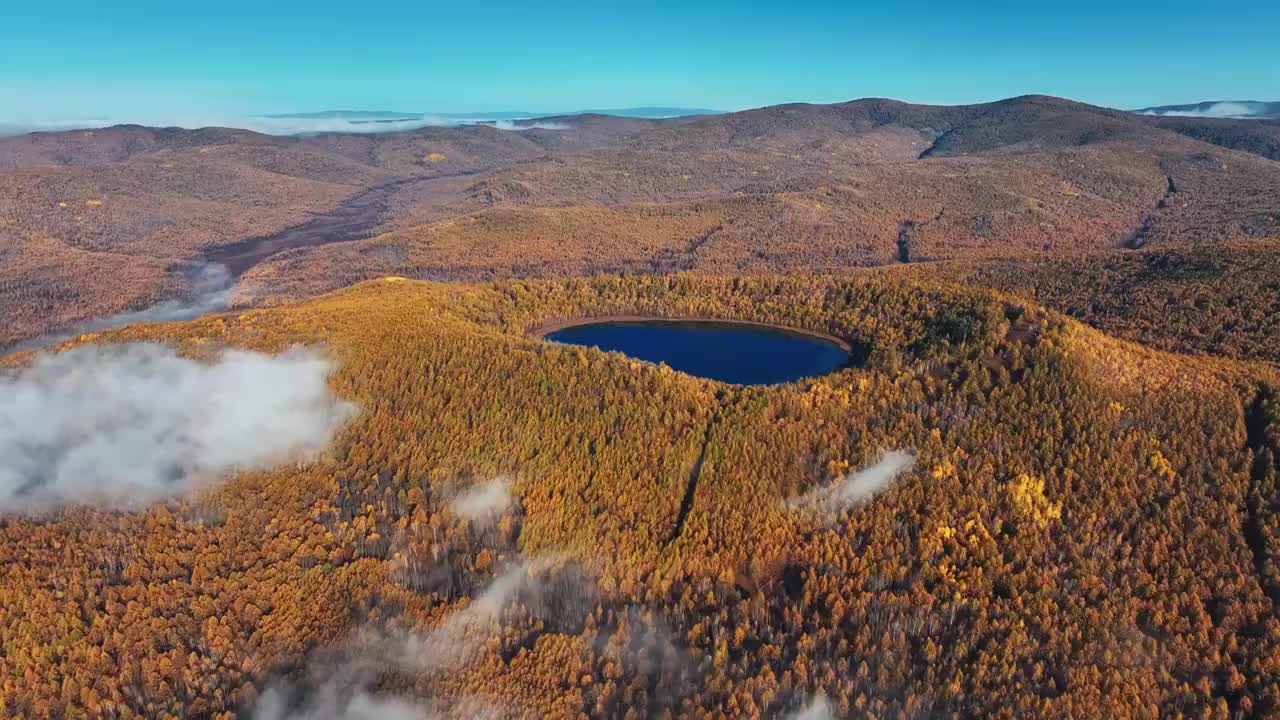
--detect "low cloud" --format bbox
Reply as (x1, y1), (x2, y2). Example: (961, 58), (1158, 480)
(0, 343), (354, 514)
(448, 478), (513, 525)
(786, 695), (835, 720)
(7, 262), (234, 355)
(0, 118), (118, 135)
(483, 120), (569, 131)
(1139, 101), (1270, 119)
(598, 606), (697, 706)
(392, 561), (532, 671)
(254, 687), (428, 720)
(786, 450), (915, 513)
(0, 115), (568, 137)
(253, 669), (510, 720)
(82, 261), (232, 329)
(252, 556), (589, 719)
(390, 555), (589, 672)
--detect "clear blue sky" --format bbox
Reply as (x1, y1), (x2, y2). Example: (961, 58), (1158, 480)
(1, 0), (1277, 122)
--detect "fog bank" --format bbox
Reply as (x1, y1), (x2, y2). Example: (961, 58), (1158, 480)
(0, 115), (568, 137)
(0, 343), (353, 514)
(6, 262), (234, 355)
(448, 477), (513, 525)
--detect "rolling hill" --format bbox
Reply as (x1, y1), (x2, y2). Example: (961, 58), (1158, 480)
(2, 273), (1277, 718)
(1141, 116), (1280, 162)
(234, 95), (1280, 308)
(3, 95), (1280, 351)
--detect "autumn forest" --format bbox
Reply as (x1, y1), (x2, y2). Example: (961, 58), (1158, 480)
(0, 269), (1276, 718)
(1, 92), (1279, 720)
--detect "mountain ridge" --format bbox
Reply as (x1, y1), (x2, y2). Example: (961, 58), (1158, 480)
(3, 93), (1279, 349)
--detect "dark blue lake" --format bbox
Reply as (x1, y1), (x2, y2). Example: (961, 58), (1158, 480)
(545, 320), (853, 385)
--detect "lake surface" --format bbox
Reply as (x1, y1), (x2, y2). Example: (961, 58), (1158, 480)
(545, 320), (852, 385)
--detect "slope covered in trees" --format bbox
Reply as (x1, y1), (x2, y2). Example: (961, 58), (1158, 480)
(903, 240), (1280, 364)
(5, 95), (1280, 349)
(0, 117), (657, 347)
(1144, 116), (1280, 162)
(2, 275), (1277, 718)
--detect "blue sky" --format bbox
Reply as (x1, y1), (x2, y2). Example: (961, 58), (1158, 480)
(1, 0), (1277, 123)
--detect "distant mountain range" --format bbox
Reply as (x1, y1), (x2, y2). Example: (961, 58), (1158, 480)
(0, 108), (722, 138)
(1134, 100), (1280, 119)
(264, 110), (431, 120)
(545, 107), (722, 119)
(16, 102), (1280, 139)
(265, 107), (720, 123)
(7, 91), (1280, 349)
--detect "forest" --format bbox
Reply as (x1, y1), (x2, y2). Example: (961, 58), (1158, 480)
(902, 240), (1280, 365)
(7, 94), (1280, 350)
(2, 273), (1277, 718)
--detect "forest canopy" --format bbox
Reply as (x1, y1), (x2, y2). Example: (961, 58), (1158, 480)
(1, 273), (1278, 719)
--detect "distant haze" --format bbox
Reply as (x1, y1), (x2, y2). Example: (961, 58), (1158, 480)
(10, 97), (1280, 138)
(0, 107), (720, 137)
(1134, 100), (1280, 120)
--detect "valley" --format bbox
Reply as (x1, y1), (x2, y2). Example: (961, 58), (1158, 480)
(203, 171), (484, 278)
(5, 95), (1280, 349)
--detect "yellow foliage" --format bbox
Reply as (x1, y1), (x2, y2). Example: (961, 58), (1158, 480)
(921, 523), (957, 557)
(962, 519), (994, 550)
(425, 152), (447, 162)
(1149, 449), (1176, 480)
(1008, 473), (1061, 527)
(1, 273), (1276, 718)
(931, 458), (958, 482)
(85, 199), (103, 207)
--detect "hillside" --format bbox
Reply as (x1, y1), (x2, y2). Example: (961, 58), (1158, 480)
(4, 99), (1280, 719)
(4, 95), (1280, 349)
(1143, 116), (1280, 162)
(901, 240), (1280, 364)
(236, 96), (1280, 309)
(2, 275), (1278, 718)
(0, 118), (657, 347)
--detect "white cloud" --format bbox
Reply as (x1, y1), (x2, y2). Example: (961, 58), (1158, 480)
(390, 558), (553, 672)
(253, 684), (510, 720)
(786, 450), (915, 513)
(786, 695), (835, 720)
(484, 120), (569, 131)
(254, 687), (427, 720)
(1139, 101), (1268, 119)
(448, 478), (513, 525)
(0, 343), (354, 514)
(0, 115), (568, 137)
(7, 262), (234, 355)
(250, 560), (572, 719)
